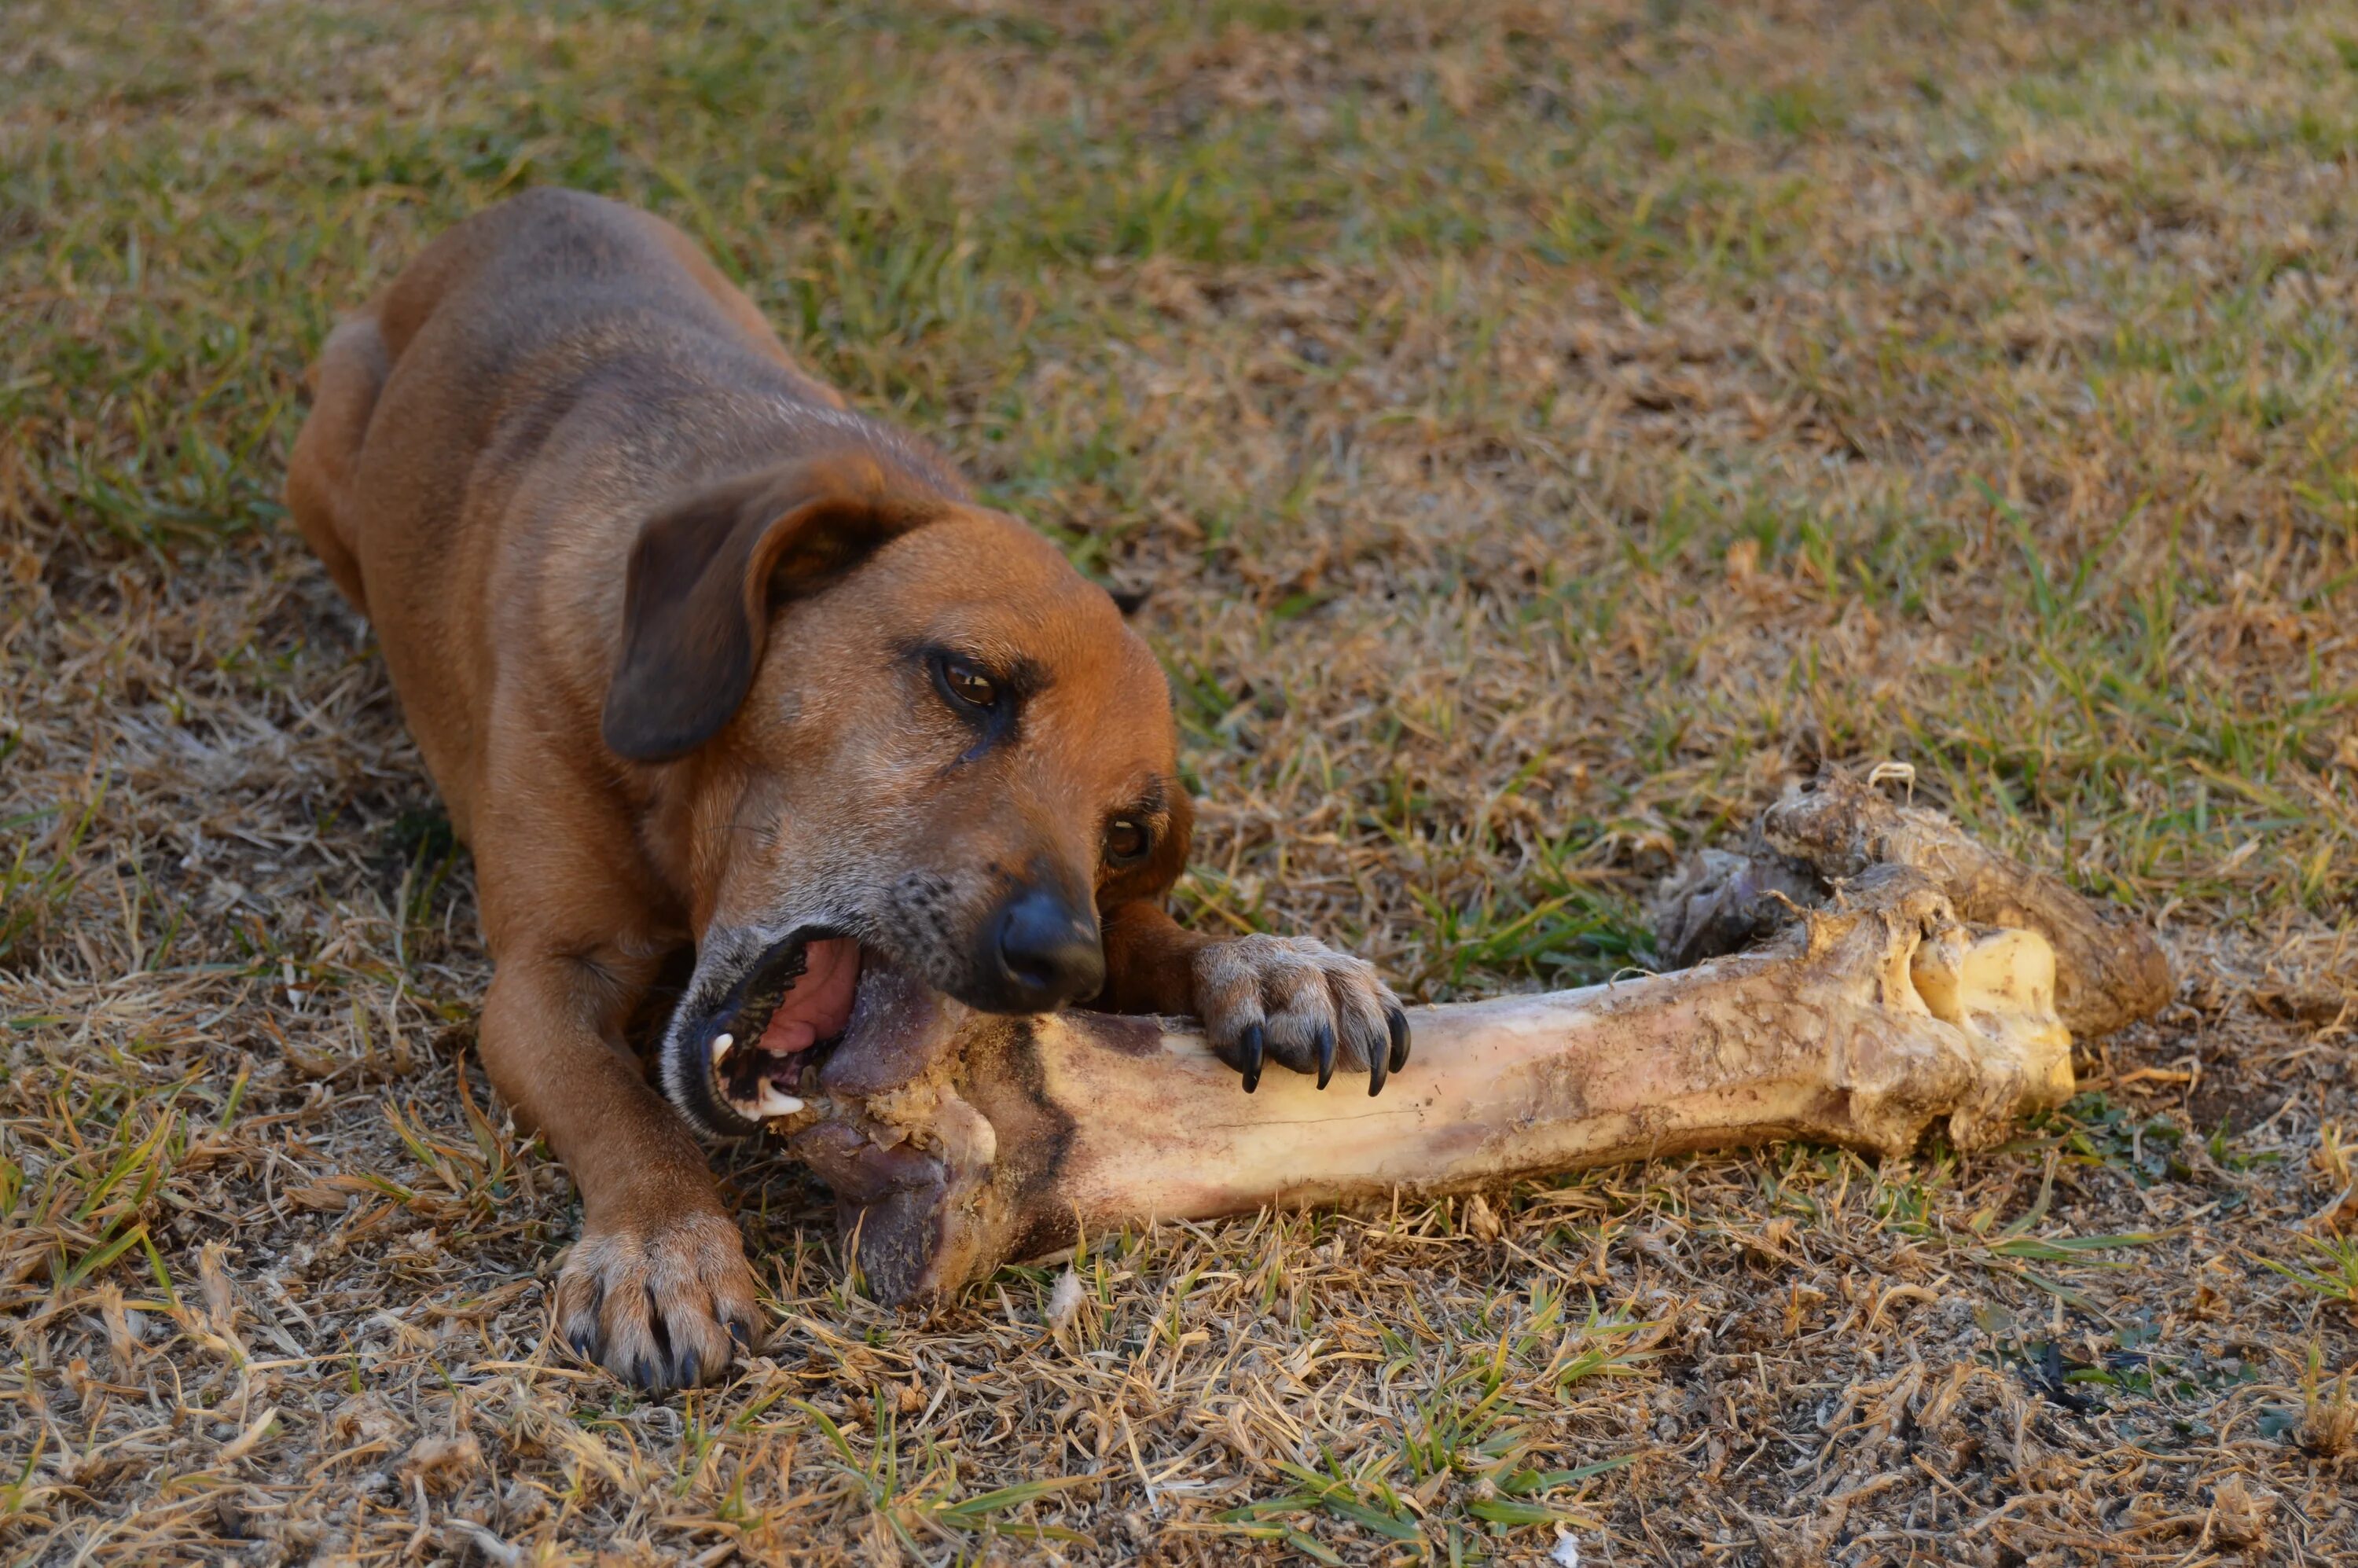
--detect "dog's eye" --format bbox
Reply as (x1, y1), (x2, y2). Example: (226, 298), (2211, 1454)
(939, 658), (999, 711)
(1104, 817), (1149, 864)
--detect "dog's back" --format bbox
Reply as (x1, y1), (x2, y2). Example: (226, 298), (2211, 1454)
(286, 188), (947, 830)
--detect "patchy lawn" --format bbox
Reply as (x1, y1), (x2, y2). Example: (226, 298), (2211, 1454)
(4, 1), (2356, 1562)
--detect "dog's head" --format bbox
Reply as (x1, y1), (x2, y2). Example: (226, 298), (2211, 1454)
(604, 447), (1187, 1135)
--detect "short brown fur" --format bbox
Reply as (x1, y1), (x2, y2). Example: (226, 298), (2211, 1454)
(286, 189), (1404, 1389)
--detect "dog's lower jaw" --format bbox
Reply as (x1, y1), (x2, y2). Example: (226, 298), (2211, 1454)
(660, 924), (955, 1140)
(663, 925), (831, 1138)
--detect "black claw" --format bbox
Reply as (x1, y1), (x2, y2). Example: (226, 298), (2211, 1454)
(1368, 1039), (1389, 1097)
(1386, 1007), (1411, 1073)
(634, 1353), (662, 1391)
(1239, 1023), (1265, 1093)
(567, 1328), (597, 1362)
(1313, 1023), (1336, 1089)
(726, 1316), (755, 1352)
(672, 1344), (702, 1388)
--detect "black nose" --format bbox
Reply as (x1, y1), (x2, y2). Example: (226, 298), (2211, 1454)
(982, 889), (1104, 1013)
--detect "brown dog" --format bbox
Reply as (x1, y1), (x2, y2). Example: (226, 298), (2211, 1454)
(285, 189), (1408, 1390)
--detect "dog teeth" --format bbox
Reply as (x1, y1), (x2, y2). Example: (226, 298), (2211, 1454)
(711, 1031), (735, 1067)
(751, 1082), (805, 1120)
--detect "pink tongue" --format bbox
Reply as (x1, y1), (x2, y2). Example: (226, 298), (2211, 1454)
(756, 938), (861, 1058)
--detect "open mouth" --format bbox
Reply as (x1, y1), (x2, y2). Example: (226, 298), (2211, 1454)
(665, 927), (868, 1137)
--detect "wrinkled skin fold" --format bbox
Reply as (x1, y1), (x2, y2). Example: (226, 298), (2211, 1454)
(746, 767), (2169, 1303)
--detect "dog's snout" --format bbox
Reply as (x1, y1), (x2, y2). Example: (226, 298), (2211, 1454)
(981, 889), (1104, 1013)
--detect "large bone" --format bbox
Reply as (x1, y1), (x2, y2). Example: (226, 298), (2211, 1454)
(769, 768), (2169, 1304)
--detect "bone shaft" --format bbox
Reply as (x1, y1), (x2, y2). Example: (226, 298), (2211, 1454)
(1016, 955), (1952, 1241)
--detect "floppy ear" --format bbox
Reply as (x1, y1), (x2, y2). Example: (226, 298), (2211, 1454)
(603, 454), (946, 761)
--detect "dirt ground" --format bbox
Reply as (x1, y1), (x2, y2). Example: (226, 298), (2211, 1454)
(5, 1), (2356, 1562)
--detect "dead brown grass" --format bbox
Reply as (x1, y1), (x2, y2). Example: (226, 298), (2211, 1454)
(5, 0), (2357, 1562)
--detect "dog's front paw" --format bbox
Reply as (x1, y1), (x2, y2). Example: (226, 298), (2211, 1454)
(1192, 934), (1411, 1096)
(555, 1207), (762, 1391)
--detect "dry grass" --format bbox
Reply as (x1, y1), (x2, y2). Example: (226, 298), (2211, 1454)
(5, 0), (2358, 1562)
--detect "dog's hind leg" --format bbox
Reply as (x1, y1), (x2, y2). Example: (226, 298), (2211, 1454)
(285, 314), (390, 614)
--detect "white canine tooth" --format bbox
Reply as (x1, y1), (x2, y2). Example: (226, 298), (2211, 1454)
(711, 1032), (734, 1067)
(753, 1082), (806, 1120)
